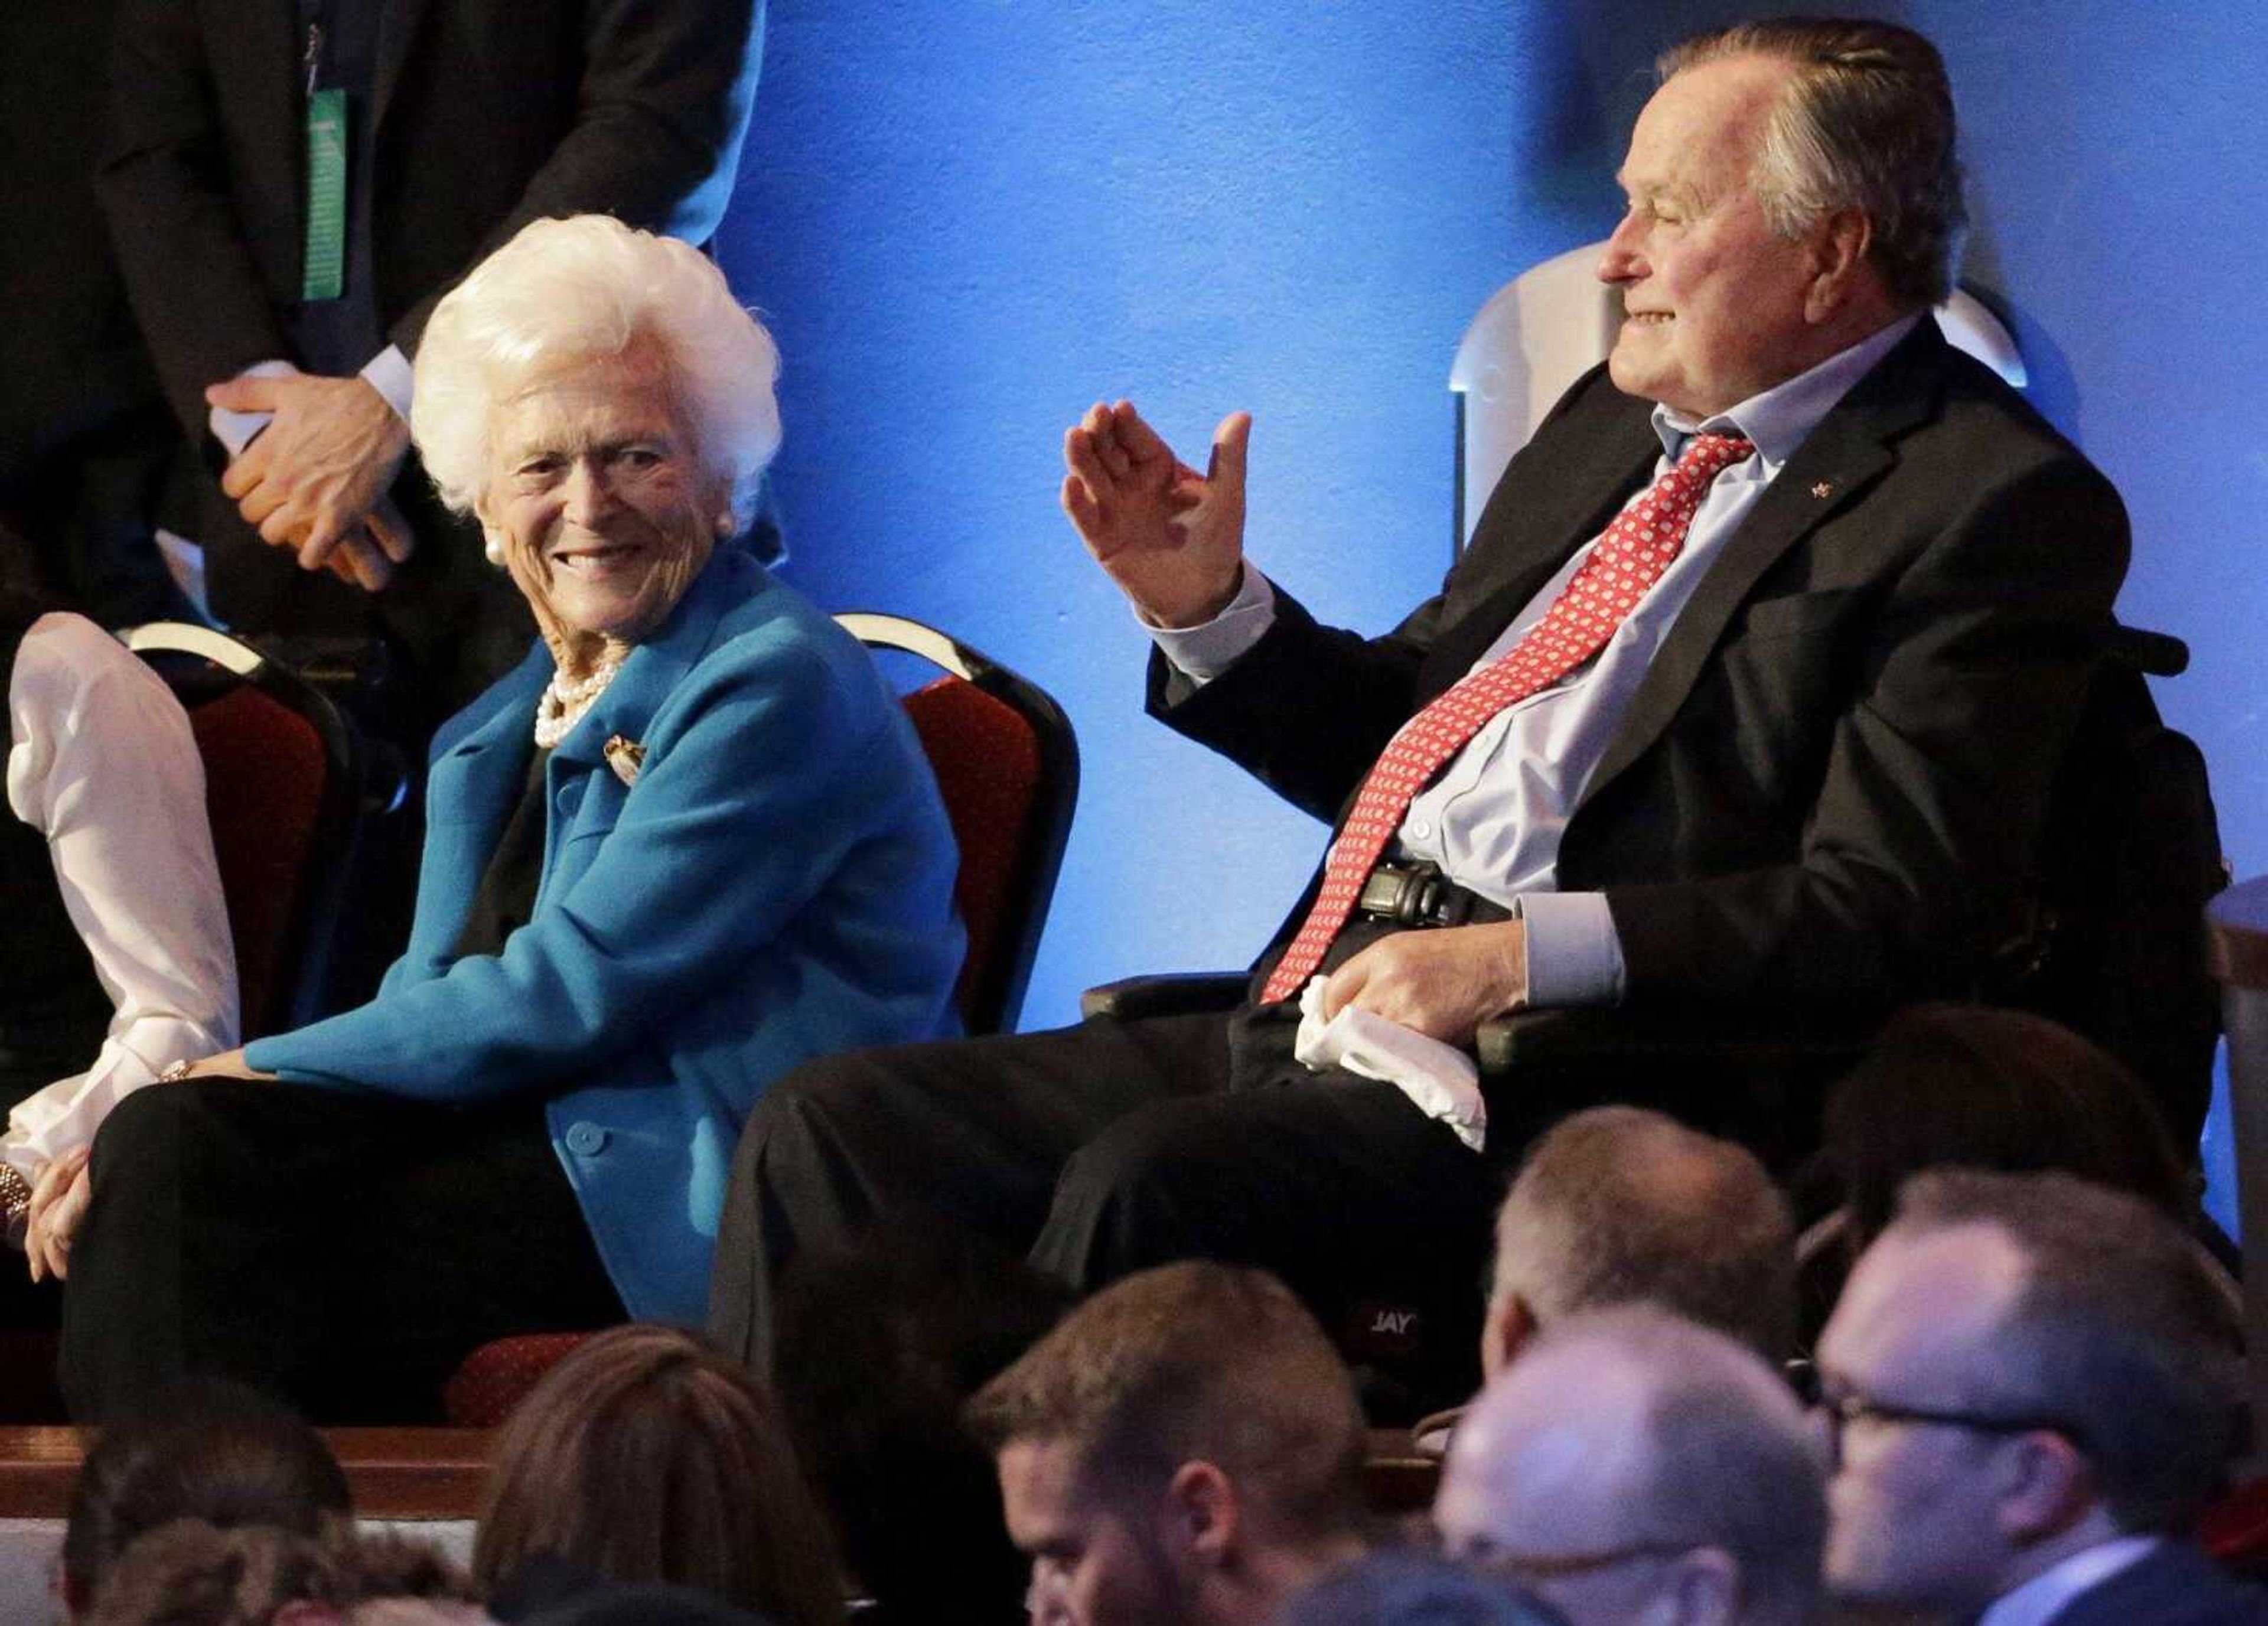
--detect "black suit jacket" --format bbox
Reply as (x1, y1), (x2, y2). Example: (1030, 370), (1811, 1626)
(1156, 321), (2129, 1020)
(93, 0), (762, 690)
(2044, 1541), (2268, 1625)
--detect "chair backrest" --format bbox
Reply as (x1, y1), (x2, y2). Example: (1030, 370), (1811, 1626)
(1448, 240), (2028, 549)
(1998, 627), (2229, 1151)
(836, 612), (1078, 1036)
(123, 623), (362, 1040)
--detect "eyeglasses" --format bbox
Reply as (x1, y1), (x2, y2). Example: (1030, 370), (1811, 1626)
(1459, 1539), (1702, 1585)
(1814, 1385), (2081, 1468)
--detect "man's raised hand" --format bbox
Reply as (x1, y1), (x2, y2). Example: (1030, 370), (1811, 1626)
(1062, 400), (1251, 628)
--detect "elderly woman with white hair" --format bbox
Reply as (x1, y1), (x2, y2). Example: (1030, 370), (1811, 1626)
(51, 215), (966, 1420)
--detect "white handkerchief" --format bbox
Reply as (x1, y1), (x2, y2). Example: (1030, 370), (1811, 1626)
(1293, 979), (1487, 1153)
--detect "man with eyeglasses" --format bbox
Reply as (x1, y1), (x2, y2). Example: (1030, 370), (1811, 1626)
(1817, 1168), (2261, 1624)
(1435, 1305), (1824, 1626)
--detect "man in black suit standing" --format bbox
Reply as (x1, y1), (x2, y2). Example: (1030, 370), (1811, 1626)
(97, 0), (766, 717)
(1818, 1169), (2262, 1624)
(709, 19), (2129, 1380)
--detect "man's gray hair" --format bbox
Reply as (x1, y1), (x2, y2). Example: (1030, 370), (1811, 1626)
(411, 214), (781, 534)
(1889, 1169), (2244, 1534)
(1491, 1106), (1796, 1358)
(1529, 1308), (1826, 1626)
(1660, 18), (1966, 308)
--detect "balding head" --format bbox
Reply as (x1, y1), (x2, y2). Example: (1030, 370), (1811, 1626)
(1485, 1107), (1795, 1376)
(1438, 1307), (1824, 1626)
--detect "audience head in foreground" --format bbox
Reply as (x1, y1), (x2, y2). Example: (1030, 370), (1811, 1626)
(472, 1325), (841, 1625)
(83, 1519), (478, 1626)
(62, 1377), (349, 1617)
(1436, 1307), (1824, 1626)
(774, 1224), (1073, 1625)
(1485, 1107), (1796, 1378)
(1817, 1169), (2252, 1621)
(965, 1262), (1369, 1626)
(1276, 1549), (1569, 1626)
(1821, 1002), (2189, 1250)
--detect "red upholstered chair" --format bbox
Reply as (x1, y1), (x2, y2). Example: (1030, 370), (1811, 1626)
(833, 612), (1078, 1037)
(441, 613), (1080, 1426)
(124, 623), (367, 1040)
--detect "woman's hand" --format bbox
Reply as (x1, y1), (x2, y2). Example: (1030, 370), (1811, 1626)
(25, 1145), (90, 1283)
(169, 1047), (278, 1083)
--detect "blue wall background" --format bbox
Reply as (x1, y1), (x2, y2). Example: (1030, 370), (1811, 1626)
(716, 4), (2267, 1077)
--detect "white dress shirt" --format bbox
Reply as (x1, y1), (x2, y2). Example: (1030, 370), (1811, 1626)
(1151, 315), (1921, 1005)
(2, 613), (238, 1185)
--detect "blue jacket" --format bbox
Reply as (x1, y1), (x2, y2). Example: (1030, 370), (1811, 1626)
(247, 550), (964, 1324)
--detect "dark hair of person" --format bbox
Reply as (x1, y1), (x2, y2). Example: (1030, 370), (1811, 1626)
(470, 1324), (840, 1626)
(1825, 1002), (2189, 1248)
(1660, 17), (1966, 307)
(61, 1377), (351, 1616)
(773, 1224), (1071, 1625)
(82, 1517), (474, 1626)
(964, 1261), (1368, 1546)
(1894, 1169), (2244, 1532)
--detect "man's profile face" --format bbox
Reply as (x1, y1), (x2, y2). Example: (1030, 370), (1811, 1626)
(1599, 53), (1829, 419)
(998, 1435), (1189, 1626)
(1814, 1224), (2030, 1614)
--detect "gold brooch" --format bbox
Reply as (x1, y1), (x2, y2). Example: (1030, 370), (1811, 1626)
(603, 734), (647, 787)
(1811, 481), (1835, 500)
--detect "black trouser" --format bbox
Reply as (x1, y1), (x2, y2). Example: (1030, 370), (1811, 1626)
(706, 996), (1526, 1410)
(61, 1079), (623, 1423)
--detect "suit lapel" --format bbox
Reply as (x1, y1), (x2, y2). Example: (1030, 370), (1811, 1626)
(371, 0), (434, 138)
(231, 2), (306, 229)
(1422, 380), (1661, 696)
(1578, 321), (1948, 811)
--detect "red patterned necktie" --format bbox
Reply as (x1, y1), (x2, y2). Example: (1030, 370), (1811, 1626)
(1259, 431), (1756, 1004)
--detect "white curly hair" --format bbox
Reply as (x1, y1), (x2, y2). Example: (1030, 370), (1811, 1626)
(410, 214), (781, 555)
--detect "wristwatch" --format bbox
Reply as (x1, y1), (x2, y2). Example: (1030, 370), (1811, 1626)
(1, 1165), (30, 1243)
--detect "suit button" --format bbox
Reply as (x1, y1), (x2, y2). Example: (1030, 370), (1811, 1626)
(564, 1121), (609, 1156)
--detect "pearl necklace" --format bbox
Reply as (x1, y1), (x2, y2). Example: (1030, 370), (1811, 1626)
(533, 652), (625, 748)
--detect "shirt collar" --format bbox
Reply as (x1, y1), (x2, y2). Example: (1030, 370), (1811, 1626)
(1651, 312), (1924, 471)
(1977, 1534), (2163, 1626)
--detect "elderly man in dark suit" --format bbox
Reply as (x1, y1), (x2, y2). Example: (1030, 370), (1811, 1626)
(97, 0), (765, 717)
(709, 19), (2130, 1380)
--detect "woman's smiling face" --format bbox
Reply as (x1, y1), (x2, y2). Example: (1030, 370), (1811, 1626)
(477, 336), (727, 664)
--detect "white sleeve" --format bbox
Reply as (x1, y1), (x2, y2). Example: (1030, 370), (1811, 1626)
(3, 616), (239, 1182)
(207, 357), (296, 458)
(359, 345), (414, 422)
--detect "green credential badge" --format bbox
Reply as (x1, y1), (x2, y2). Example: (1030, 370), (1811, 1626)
(302, 87), (348, 302)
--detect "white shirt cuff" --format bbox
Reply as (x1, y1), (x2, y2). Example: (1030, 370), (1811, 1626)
(1141, 565), (1278, 685)
(1514, 891), (1627, 1007)
(208, 358), (298, 458)
(360, 344), (414, 422)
